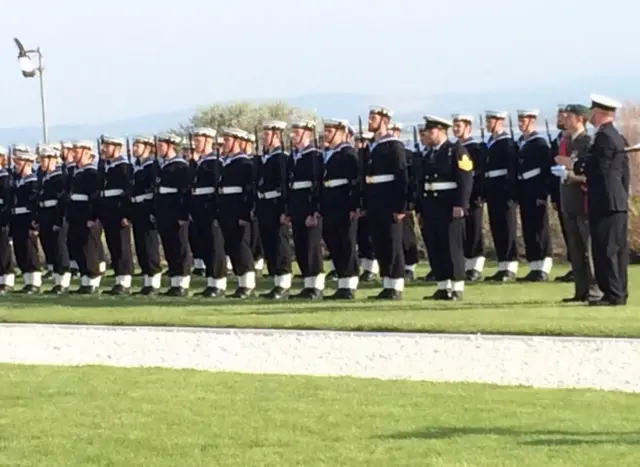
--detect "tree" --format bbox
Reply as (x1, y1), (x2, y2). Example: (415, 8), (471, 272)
(174, 101), (317, 140)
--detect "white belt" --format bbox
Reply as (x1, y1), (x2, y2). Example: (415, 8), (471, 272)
(324, 178), (349, 188)
(518, 168), (541, 180)
(485, 169), (508, 178)
(258, 190), (281, 200)
(424, 181), (458, 191)
(365, 174), (395, 184)
(291, 181), (313, 190)
(39, 199), (58, 208)
(131, 193), (154, 203)
(13, 207), (31, 215)
(192, 187), (215, 196)
(70, 193), (89, 202)
(158, 186), (178, 194)
(101, 189), (124, 198)
(0, 199), (4, 206)
(219, 186), (243, 195)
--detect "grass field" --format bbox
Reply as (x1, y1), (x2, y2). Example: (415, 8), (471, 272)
(1, 365), (638, 467)
(1, 265), (639, 337)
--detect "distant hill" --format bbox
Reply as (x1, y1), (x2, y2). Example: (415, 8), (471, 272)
(3, 75), (640, 145)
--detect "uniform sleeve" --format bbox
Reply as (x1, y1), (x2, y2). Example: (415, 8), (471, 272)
(359, 147), (369, 212)
(55, 174), (68, 227)
(412, 151), (423, 212)
(242, 160), (255, 222)
(507, 139), (519, 201)
(345, 147), (361, 212)
(177, 164), (191, 222)
(391, 142), (408, 214)
(454, 145), (474, 210)
(277, 153), (288, 217)
(27, 183), (40, 228)
(87, 170), (101, 222)
(586, 132), (615, 178)
(312, 151), (324, 216)
(539, 140), (553, 201)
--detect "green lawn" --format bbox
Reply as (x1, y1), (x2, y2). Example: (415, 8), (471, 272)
(0, 365), (638, 467)
(1, 265), (638, 337)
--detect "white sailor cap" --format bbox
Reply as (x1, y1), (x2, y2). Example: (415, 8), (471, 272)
(133, 135), (154, 145)
(451, 113), (474, 124)
(182, 139), (195, 149)
(322, 118), (349, 129)
(516, 109), (540, 118)
(369, 105), (394, 118)
(100, 135), (126, 146)
(388, 122), (403, 131)
(289, 119), (316, 130)
(355, 131), (374, 140)
(0, 145), (7, 156)
(155, 133), (182, 145)
(241, 132), (256, 143)
(484, 110), (509, 120)
(423, 115), (453, 130)
(73, 139), (94, 150)
(37, 144), (59, 158)
(12, 149), (37, 162)
(216, 136), (225, 145)
(346, 124), (355, 135)
(51, 143), (62, 152)
(221, 127), (248, 139)
(192, 127), (217, 138)
(12, 143), (31, 153)
(61, 141), (74, 149)
(590, 94), (622, 111)
(262, 120), (287, 131)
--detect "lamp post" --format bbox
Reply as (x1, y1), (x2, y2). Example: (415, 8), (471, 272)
(13, 38), (48, 143)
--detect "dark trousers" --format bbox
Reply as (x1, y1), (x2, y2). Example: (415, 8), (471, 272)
(195, 218), (227, 279)
(370, 214), (405, 280)
(357, 216), (375, 260)
(10, 222), (41, 273)
(0, 226), (14, 275)
(519, 198), (552, 263)
(402, 212), (419, 267)
(556, 205), (572, 263)
(250, 217), (263, 261)
(132, 219), (162, 277)
(257, 204), (292, 277)
(590, 212), (628, 303)
(68, 221), (103, 277)
(322, 214), (358, 280)
(464, 203), (484, 261)
(486, 197), (518, 262)
(103, 219), (134, 276)
(563, 210), (598, 298)
(292, 219), (324, 277)
(421, 214), (465, 283)
(420, 216), (435, 271)
(158, 220), (192, 277)
(220, 218), (254, 276)
(39, 221), (70, 274)
(189, 222), (204, 262)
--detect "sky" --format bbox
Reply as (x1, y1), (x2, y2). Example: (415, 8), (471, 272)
(2, 0), (639, 128)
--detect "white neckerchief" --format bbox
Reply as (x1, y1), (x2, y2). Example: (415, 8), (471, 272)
(43, 168), (63, 181)
(487, 132), (510, 148)
(223, 152), (249, 166)
(134, 157), (155, 173)
(262, 146), (283, 164)
(518, 131), (547, 149)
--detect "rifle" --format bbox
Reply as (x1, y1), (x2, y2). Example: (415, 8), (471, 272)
(187, 130), (194, 159)
(96, 137), (104, 174)
(126, 136), (132, 163)
(478, 114), (486, 141)
(544, 118), (552, 143)
(507, 114), (515, 140)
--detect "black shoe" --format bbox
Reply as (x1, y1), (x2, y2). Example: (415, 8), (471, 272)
(588, 296), (625, 307)
(465, 269), (482, 282)
(260, 286), (289, 300)
(20, 285), (40, 295)
(70, 269), (81, 278)
(192, 268), (206, 277)
(290, 288), (323, 300)
(231, 287), (254, 299)
(72, 285), (99, 295)
(43, 270), (53, 280)
(425, 289), (452, 300)
(45, 285), (68, 295)
(450, 291), (463, 301)
(200, 286), (225, 298)
(326, 270), (338, 281)
(422, 271), (436, 282)
(359, 270), (376, 282)
(104, 285), (131, 296)
(135, 286), (157, 296)
(518, 271), (538, 282)
(562, 295), (587, 303)
(164, 287), (188, 297)
(324, 288), (355, 300)
(555, 270), (574, 282)
(404, 270), (415, 281)
(370, 288), (401, 300)
(530, 271), (549, 282)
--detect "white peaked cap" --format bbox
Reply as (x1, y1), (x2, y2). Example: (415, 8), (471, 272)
(73, 140), (94, 150)
(289, 119), (316, 129)
(388, 122), (403, 131)
(322, 118), (349, 128)
(155, 133), (182, 145)
(590, 94), (622, 111)
(484, 110), (509, 119)
(13, 151), (37, 162)
(451, 113), (474, 123)
(516, 109), (540, 118)
(133, 135), (154, 145)
(101, 135), (126, 146)
(262, 120), (287, 130)
(37, 144), (59, 158)
(12, 143), (31, 153)
(423, 115), (453, 128)
(369, 105), (393, 118)
(221, 127), (248, 139)
(192, 127), (217, 138)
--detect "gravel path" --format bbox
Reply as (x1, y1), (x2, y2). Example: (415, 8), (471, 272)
(1, 323), (638, 392)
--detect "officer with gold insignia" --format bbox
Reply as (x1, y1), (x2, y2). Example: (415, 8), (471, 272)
(0, 145), (14, 294)
(415, 116), (473, 300)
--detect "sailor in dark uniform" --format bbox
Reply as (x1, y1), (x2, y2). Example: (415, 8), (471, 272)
(190, 127), (228, 298)
(154, 133), (193, 296)
(40, 143), (62, 280)
(247, 134), (265, 277)
(68, 140), (105, 294)
(37, 145), (71, 294)
(130, 135), (162, 295)
(414, 123), (436, 282)
(256, 120), (293, 299)
(10, 146), (42, 293)
(451, 114), (486, 281)
(364, 107), (408, 299)
(62, 141), (80, 277)
(354, 130), (379, 281)
(183, 137), (206, 277)
(99, 135), (134, 294)
(514, 110), (553, 281)
(0, 145), (15, 294)
(320, 118), (360, 300)
(287, 119), (325, 299)
(574, 94), (629, 306)
(416, 116), (473, 300)
(483, 110), (519, 282)
(389, 122), (419, 280)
